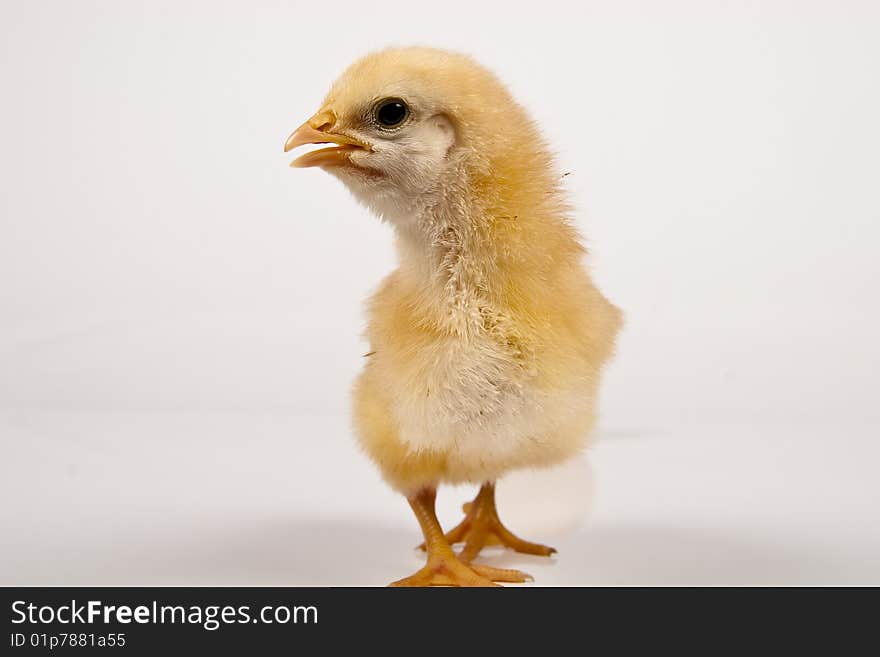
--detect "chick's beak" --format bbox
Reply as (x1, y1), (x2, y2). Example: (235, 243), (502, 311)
(284, 112), (368, 168)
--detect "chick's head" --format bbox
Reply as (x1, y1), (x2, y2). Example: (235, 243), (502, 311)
(285, 47), (551, 224)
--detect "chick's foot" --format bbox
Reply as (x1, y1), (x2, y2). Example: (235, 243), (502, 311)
(389, 555), (530, 587)
(422, 481), (557, 562)
(391, 487), (532, 587)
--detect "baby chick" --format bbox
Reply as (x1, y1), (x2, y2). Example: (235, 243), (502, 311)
(285, 47), (621, 586)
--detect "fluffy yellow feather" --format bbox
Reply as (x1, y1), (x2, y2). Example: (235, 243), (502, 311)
(286, 47), (621, 586)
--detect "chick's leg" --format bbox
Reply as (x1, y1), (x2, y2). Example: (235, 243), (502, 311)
(427, 481), (557, 562)
(389, 487), (531, 587)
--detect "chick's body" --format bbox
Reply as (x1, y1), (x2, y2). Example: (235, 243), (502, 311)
(355, 224), (620, 494)
(286, 47), (621, 585)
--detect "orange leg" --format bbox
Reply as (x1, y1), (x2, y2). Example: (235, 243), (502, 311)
(389, 487), (532, 587)
(422, 481), (557, 562)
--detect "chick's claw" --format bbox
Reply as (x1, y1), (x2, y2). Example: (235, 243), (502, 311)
(470, 564), (533, 583)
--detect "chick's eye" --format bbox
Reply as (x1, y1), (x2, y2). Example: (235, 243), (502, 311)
(375, 99), (409, 128)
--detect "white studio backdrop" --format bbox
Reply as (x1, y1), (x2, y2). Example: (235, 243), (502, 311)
(1, 1), (879, 586)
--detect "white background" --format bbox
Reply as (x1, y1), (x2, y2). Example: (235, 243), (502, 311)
(2, 0), (878, 585)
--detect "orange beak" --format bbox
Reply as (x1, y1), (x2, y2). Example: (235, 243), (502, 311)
(284, 111), (370, 168)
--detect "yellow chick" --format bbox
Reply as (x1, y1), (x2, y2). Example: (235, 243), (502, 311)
(285, 47), (622, 586)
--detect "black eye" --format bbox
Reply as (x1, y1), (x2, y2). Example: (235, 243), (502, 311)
(375, 98), (409, 127)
